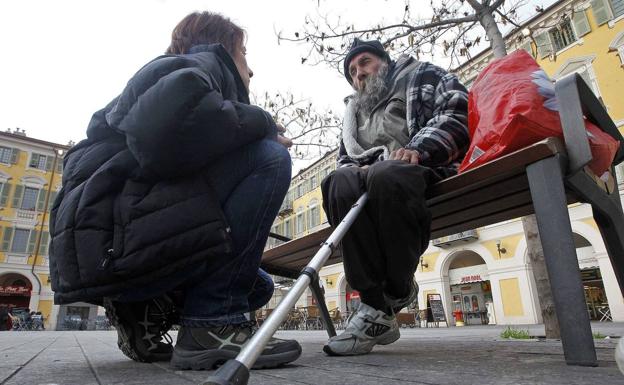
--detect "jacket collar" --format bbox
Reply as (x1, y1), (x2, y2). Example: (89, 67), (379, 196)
(187, 44), (249, 104)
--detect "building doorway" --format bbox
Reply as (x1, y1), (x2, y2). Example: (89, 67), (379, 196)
(0, 273), (32, 311)
(448, 251), (493, 325)
(582, 268), (610, 321)
(574, 233), (611, 321)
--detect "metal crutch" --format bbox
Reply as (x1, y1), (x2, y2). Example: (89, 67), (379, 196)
(203, 193), (368, 385)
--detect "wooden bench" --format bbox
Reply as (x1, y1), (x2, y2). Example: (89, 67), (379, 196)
(262, 73), (624, 367)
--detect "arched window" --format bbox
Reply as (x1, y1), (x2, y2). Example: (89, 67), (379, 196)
(609, 31), (624, 66)
(553, 55), (601, 98)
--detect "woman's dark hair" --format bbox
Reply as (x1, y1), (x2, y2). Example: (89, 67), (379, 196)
(166, 12), (245, 56)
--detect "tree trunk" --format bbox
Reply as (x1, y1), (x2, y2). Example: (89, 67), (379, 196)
(466, 0), (508, 59)
(522, 215), (561, 339)
(465, 1), (559, 338)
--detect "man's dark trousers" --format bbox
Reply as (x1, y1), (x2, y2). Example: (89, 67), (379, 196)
(321, 160), (441, 311)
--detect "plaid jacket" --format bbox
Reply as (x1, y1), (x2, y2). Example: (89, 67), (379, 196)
(337, 59), (469, 177)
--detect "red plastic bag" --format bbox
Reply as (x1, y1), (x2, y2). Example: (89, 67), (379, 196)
(459, 50), (619, 175)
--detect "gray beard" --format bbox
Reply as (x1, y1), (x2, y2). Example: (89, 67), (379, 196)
(353, 64), (389, 115)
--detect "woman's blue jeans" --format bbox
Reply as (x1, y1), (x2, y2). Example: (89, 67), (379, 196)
(118, 139), (291, 327)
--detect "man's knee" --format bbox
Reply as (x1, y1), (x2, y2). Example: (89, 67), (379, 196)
(366, 161), (429, 198)
(321, 166), (363, 203)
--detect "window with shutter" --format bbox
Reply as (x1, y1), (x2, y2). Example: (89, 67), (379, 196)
(1, 227), (12, 251)
(27, 230), (38, 253)
(29, 153), (49, 170)
(296, 213), (305, 234)
(10, 148), (19, 164)
(591, 0), (613, 25)
(0, 183), (10, 206)
(11, 185), (23, 208)
(45, 156), (53, 171)
(21, 187), (39, 211)
(0, 147), (12, 164)
(36, 189), (47, 211)
(310, 206), (319, 228)
(48, 191), (58, 210)
(549, 20), (577, 51)
(11, 229), (30, 253)
(572, 10), (592, 37)
(519, 40), (533, 57)
(38, 232), (50, 255)
(611, 0), (624, 18)
(534, 33), (553, 59)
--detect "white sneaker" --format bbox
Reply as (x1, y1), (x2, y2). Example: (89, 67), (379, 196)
(323, 302), (399, 356)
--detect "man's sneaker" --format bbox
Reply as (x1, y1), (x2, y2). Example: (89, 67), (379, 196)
(103, 296), (177, 362)
(385, 279), (419, 314)
(323, 302), (399, 356)
(171, 321), (302, 370)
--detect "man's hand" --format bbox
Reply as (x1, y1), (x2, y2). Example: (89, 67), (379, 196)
(389, 148), (420, 165)
(276, 123), (293, 148)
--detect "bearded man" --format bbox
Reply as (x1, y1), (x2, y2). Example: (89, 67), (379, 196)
(321, 39), (469, 355)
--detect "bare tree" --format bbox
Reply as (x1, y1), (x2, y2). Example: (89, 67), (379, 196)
(278, 0), (527, 70)
(254, 91), (342, 161)
(277, 0), (561, 337)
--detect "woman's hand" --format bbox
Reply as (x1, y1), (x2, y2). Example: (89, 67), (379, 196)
(276, 123), (293, 148)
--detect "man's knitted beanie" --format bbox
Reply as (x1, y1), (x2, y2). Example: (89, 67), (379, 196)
(343, 38), (390, 84)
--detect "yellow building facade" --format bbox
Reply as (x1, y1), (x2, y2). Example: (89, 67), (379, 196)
(268, 0), (624, 325)
(458, 0), (624, 129)
(0, 130), (71, 330)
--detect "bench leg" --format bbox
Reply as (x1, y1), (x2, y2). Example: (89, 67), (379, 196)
(309, 279), (337, 338)
(527, 156), (597, 366)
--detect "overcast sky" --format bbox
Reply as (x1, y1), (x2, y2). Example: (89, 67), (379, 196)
(0, 0), (554, 169)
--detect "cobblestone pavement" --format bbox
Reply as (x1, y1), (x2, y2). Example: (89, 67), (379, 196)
(1, 323), (623, 385)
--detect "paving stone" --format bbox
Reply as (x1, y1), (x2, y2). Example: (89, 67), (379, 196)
(0, 323), (622, 384)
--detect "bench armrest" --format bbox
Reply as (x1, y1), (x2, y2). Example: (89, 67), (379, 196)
(555, 73), (624, 174)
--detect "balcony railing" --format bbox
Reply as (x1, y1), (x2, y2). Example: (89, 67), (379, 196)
(16, 210), (36, 221)
(278, 199), (293, 216)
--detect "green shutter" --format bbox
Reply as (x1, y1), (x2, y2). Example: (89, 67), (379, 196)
(55, 160), (63, 174)
(10, 148), (19, 164)
(591, 0), (613, 25)
(613, 0), (624, 18)
(0, 183), (10, 206)
(38, 232), (49, 255)
(1, 227), (13, 251)
(48, 191), (58, 210)
(11, 185), (23, 208)
(535, 33), (553, 59)
(27, 230), (38, 253)
(519, 40), (534, 57)
(573, 10), (592, 37)
(36, 189), (47, 211)
(45, 156), (53, 171)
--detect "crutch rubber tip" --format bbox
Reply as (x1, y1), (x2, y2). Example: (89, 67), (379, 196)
(202, 360), (249, 385)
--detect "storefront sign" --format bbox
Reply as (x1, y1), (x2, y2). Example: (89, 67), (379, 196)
(460, 274), (483, 284)
(449, 264), (489, 285)
(0, 286), (31, 296)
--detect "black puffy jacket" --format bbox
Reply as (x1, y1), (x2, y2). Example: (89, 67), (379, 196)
(49, 44), (276, 304)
